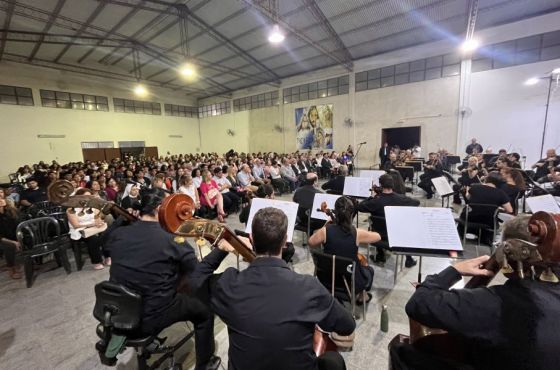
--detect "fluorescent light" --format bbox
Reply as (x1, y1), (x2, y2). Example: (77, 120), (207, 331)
(180, 62), (196, 77)
(461, 39), (479, 52)
(134, 84), (148, 96)
(268, 24), (285, 44)
(552, 68), (560, 75)
(524, 77), (540, 86)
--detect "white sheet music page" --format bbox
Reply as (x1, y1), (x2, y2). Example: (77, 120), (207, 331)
(385, 206), (463, 251)
(343, 176), (372, 198)
(245, 198), (299, 242)
(311, 193), (341, 220)
(359, 170), (386, 186)
(431, 176), (454, 196)
(526, 194), (560, 213)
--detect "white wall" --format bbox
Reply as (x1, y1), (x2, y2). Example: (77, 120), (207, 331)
(468, 60), (560, 166)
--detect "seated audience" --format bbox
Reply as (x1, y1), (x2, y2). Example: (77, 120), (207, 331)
(104, 178), (118, 202)
(280, 158), (298, 192)
(67, 188), (109, 270)
(237, 164), (259, 192)
(267, 160), (289, 195)
(20, 177), (48, 207)
(0, 197), (22, 279)
(120, 184), (141, 212)
(199, 170), (227, 222)
(177, 175), (201, 211)
(321, 164), (348, 194)
(213, 168), (240, 214)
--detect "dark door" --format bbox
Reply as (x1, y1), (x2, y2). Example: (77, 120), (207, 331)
(381, 126), (421, 150)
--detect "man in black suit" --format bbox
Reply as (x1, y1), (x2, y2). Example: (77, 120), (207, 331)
(358, 174), (418, 267)
(321, 165), (348, 195)
(379, 142), (390, 166)
(211, 207), (355, 370)
(321, 153), (332, 179)
(293, 172), (324, 232)
(465, 138), (483, 155)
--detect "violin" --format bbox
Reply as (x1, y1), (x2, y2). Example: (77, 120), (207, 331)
(157, 194), (341, 357)
(318, 201), (368, 267)
(48, 180), (137, 223)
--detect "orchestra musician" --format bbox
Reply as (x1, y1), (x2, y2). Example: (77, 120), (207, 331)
(210, 207), (356, 370)
(532, 149), (560, 182)
(308, 196), (380, 303)
(106, 188), (229, 370)
(417, 152), (443, 199)
(452, 156), (485, 205)
(396, 215), (560, 370)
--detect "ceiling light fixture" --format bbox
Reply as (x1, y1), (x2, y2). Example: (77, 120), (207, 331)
(461, 39), (479, 52)
(134, 84), (148, 96)
(180, 62), (196, 77)
(268, 24), (285, 44)
(552, 68), (560, 75)
(524, 77), (540, 86)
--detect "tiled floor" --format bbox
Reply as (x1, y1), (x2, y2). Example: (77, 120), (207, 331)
(0, 187), (496, 370)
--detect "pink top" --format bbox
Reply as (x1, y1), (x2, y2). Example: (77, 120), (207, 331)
(199, 180), (220, 207)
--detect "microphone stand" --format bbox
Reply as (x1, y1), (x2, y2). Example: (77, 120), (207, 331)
(354, 142), (365, 173)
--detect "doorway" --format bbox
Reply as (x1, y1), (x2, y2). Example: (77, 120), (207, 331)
(381, 126), (421, 150)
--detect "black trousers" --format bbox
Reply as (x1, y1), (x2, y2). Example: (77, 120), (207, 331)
(0, 240), (17, 267)
(84, 234), (108, 264)
(271, 178), (289, 194)
(222, 191), (240, 213)
(418, 174), (435, 196)
(142, 292), (215, 370)
(318, 351), (346, 370)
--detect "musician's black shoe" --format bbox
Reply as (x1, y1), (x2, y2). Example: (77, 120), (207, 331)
(405, 256), (417, 268)
(426, 194), (433, 199)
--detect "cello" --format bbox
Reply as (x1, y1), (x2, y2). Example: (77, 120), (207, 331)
(157, 193), (344, 357)
(390, 212), (560, 365)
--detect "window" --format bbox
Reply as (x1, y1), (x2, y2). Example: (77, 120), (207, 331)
(164, 103), (198, 118)
(113, 98), (160, 115)
(281, 76), (349, 104)
(233, 91), (278, 112)
(0, 85), (34, 106)
(41, 90), (108, 111)
(198, 100), (231, 118)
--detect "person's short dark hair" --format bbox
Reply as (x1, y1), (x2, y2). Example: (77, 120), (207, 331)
(485, 171), (504, 187)
(138, 188), (165, 216)
(379, 174), (394, 189)
(213, 167), (222, 175)
(251, 207), (287, 256)
(256, 184), (274, 198)
(26, 176), (37, 183)
(222, 165), (229, 173)
(510, 152), (520, 161)
(75, 188), (91, 196)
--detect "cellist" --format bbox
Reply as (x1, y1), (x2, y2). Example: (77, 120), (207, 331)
(395, 215), (560, 370)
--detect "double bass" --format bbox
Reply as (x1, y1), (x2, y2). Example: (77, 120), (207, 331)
(157, 193), (344, 357)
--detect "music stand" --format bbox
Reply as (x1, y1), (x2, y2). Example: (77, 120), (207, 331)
(405, 161), (423, 185)
(446, 155), (461, 173)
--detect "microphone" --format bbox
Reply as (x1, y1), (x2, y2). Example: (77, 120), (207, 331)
(358, 141), (367, 145)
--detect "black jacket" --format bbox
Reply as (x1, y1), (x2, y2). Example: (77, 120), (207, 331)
(211, 257), (355, 370)
(406, 266), (560, 370)
(321, 175), (345, 194)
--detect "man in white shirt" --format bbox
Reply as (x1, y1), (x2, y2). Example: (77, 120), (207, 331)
(252, 159), (266, 182)
(237, 164), (259, 192)
(213, 168), (239, 213)
(280, 158), (298, 192)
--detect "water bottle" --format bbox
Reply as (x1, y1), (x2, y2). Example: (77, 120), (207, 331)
(380, 305), (389, 333)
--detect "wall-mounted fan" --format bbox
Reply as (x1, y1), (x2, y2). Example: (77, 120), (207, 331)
(274, 125), (284, 133)
(343, 117), (354, 127)
(456, 106), (473, 118)
(226, 129), (236, 136)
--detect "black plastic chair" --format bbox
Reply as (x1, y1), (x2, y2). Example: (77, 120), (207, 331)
(310, 249), (366, 319)
(457, 203), (501, 255)
(294, 209), (311, 253)
(94, 281), (193, 370)
(16, 216), (72, 288)
(27, 201), (63, 219)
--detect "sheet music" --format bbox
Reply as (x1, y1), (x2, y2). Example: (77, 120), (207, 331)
(358, 170), (386, 186)
(431, 176), (454, 196)
(245, 198), (299, 242)
(526, 194), (560, 213)
(311, 193), (341, 220)
(343, 176), (373, 198)
(385, 206), (463, 251)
